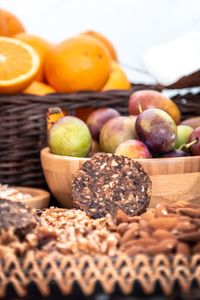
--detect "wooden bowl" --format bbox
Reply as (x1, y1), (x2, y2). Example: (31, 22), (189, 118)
(13, 187), (50, 209)
(41, 147), (200, 208)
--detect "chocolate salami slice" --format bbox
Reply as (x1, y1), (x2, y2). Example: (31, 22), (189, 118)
(72, 153), (152, 218)
(0, 199), (38, 239)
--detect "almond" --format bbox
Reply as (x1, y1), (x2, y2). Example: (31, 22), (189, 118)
(125, 246), (144, 256)
(139, 230), (150, 239)
(117, 222), (129, 235)
(115, 209), (130, 224)
(153, 229), (175, 240)
(178, 208), (200, 218)
(175, 221), (197, 232)
(149, 217), (178, 231)
(120, 227), (138, 244)
(142, 209), (156, 222)
(146, 239), (177, 255)
(177, 231), (200, 242)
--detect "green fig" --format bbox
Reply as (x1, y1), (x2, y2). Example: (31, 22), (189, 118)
(48, 116), (92, 157)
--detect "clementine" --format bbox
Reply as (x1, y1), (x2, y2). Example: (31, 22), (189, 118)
(82, 30), (118, 61)
(102, 61), (131, 91)
(23, 81), (56, 95)
(0, 9), (25, 37)
(44, 35), (111, 93)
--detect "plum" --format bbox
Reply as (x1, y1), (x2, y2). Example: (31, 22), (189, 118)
(136, 108), (177, 154)
(48, 116), (92, 157)
(115, 139), (151, 159)
(175, 125), (193, 149)
(160, 149), (190, 158)
(188, 127), (200, 155)
(86, 108), (120, 141)
(100, 116), (137, 153)
(129, 90), (181, 124)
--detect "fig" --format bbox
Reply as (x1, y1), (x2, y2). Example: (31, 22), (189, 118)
(188, 127), (200, 156)
(100, 116), (136, 153)
(175, 125), (193, 149)
(48, 116), (92, 157)
(129, 90), (181, 124)
(115, 139), (151, 159)
(136, 108), (177, 154)
(181, 116), (200, 129)
(86, 108), (120, 141)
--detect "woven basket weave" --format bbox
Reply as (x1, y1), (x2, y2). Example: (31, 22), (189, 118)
(0, 85), (199, 188)
(0, 252), (200, 298)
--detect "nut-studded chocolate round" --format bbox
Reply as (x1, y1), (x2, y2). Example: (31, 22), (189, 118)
(72, 153), (152, 218)
(0, 199), (38, 239)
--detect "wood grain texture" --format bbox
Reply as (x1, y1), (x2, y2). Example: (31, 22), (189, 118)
(41, 147), (200, 208)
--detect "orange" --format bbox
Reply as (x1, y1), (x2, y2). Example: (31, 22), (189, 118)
(14, 33), (51, 81)
(82, 30), (118, 61)
(0, 37), (40, 94)
(0, 9), (25, 37)
(44, 35), (111, 93)
(102, 61), (131, 91)
(23, 81), (56, 95)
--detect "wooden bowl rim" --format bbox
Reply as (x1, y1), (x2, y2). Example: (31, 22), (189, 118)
(41, 147), (200, 165)
(14, 186), (50, 203)
(41, 147), (89, 162)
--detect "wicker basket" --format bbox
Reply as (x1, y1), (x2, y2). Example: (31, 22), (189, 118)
(0, 252), (200, 298)
(0, 85), (199, 188)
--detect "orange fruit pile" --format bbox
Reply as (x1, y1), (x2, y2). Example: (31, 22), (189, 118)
(0, 9), (131, 95)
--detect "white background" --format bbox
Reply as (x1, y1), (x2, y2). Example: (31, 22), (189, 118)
(0, 0), (200, 83)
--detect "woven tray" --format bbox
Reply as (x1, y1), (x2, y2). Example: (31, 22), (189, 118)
(0, 253), (200, 299)
(0, 85), (199, 188)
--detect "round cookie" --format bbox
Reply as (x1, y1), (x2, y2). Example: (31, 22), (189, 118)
(72, 153), (152, 218)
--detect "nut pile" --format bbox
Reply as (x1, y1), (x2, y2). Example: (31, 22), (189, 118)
(116, 202), (200, 256)
(0, 201), (119, 257)
(0, 199), (200, 258)
(39, 207), (119, 256)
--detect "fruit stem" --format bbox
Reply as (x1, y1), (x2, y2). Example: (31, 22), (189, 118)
(179, 139), (198, 150)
